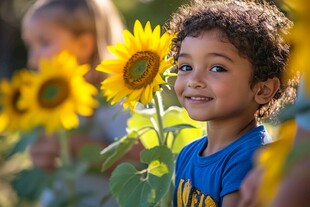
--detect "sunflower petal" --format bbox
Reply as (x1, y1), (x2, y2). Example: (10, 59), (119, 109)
(133, 20), (144, 50)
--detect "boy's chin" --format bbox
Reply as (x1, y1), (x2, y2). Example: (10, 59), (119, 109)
(187, 113), (209, 122)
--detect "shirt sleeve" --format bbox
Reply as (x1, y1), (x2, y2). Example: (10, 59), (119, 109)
(220, 148), (256, 197)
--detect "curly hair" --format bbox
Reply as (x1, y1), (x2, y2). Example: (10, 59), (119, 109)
(166, 0), (297, 121)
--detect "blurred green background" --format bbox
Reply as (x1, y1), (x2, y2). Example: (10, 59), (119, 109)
(0, 0), (186, 206)
(113, 0), (187, 28)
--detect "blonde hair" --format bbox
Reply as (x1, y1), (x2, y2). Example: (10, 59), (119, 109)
(22, 0), (124, 86)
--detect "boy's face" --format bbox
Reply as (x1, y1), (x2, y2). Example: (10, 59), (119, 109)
(22, 17), (82, 70)
(175, 29), (259, 122)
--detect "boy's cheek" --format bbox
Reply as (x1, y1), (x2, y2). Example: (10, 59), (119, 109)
(174, 79), (184, 97)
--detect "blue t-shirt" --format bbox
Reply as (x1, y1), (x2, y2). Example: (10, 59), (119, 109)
(174, 125), (268, 207)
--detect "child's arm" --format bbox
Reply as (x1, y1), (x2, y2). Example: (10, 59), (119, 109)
(237, 166), (263, 207)
(222, 191), (241, 207)
(29, 133), (143, 174)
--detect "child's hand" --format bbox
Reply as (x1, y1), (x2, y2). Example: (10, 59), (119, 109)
(29, 134), (60, 172)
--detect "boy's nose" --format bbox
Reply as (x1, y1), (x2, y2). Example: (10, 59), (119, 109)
(187, 79), (206, 88)
(187, 70), (206, 88)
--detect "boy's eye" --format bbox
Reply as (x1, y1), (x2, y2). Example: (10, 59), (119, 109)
(210, 65), (226, 72)
(178, 64), (192, 72)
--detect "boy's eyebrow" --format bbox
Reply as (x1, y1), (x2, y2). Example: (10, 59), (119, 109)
(178, 52), (234, 63)
(208, 52), (234, 63)
(177, 53), (190, 59)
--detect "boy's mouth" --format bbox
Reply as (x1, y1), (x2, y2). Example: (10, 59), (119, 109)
(186, 96), (213, 101)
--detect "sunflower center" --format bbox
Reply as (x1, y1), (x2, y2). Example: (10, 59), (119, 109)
(12, 90), (27, 114)
(123, 51), (160, 89)
(38, 78), (70, 108)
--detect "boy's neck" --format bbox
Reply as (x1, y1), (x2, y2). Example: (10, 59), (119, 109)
(202, 118), (257, 156)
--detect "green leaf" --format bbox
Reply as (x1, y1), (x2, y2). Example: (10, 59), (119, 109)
(110, 145), (174, 207)
(148, 160), (169, 177)
(127, 108), (159, 149)
(163, 124), (196, 133)
(127, 106), (206, 151)
(100, 133), (138, 172)
(11, 167), (50, 201)
(6, 129), (39, 158)
(163, 107), (206, 153)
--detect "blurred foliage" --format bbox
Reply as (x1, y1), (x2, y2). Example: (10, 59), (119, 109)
(113, 0), (187, 30)
(0, 133), (39, 207)
(0, 1), (187, 206)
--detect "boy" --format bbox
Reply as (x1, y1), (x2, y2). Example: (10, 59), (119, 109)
(166, 0), (295, 206)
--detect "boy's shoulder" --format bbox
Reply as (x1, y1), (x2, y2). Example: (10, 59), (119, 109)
(178, 125), (269, 158)
(229, 125), (269, 154)
(187, 135), (207, 146)
(236, 125), (269, 144)
(180, 135), (207, 154)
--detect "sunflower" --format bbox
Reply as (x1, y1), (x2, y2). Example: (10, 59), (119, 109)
(20, 51), (98, 133)
(0, 69), (34, 132)
(96, 20), (174, 110)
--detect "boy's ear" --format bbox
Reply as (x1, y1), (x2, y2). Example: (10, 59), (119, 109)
(254, 77), (280, 104)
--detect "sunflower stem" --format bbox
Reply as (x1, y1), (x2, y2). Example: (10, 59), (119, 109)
(153, 91), (165, 145)
(58, 129), (76, 207)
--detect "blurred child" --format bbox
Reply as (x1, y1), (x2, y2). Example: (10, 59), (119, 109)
(271, 77), (310, 207)
(22, 0), (142, 206)
(166, 0), (295, 206)
(238, 77), (309, 207)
